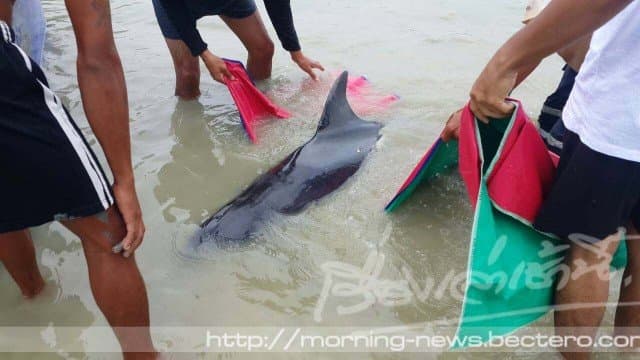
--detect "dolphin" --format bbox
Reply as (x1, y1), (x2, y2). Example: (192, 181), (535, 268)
(192, 71), (383, 247)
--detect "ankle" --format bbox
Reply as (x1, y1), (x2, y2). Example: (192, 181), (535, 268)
(175, 89), (201, 100)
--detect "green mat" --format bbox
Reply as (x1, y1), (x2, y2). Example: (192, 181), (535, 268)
(454, 118), (628, 346)
(386, 124), (627, 348)
(385, 138), (458, 212)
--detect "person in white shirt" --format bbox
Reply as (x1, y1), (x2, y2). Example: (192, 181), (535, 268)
(468, 0), (640, 357)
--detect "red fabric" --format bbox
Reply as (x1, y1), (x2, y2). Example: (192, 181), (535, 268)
(347, 76), (369, 94)
(345, 75), (399, 115)
(459, 100), (557, 223)
(458, 104), (482, 207)
(224, 60), (291, 143)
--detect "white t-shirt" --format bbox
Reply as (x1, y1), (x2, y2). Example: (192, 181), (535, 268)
(563, 1), (640, 162)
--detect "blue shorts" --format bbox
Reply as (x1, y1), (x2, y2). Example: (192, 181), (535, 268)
(152, 0), (257, 40)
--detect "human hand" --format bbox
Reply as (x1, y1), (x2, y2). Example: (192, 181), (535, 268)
(469, 54), (517, 123)
(201, 50), (235, 84)
(291, 50), (325, 80)
(441, 108), (463, 142)
(111, 179), (145, 258)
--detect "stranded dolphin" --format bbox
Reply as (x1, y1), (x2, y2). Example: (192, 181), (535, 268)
(192, 71), (383, 247)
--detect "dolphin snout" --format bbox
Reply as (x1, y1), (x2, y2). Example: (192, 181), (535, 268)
(194, 207), (262, 247)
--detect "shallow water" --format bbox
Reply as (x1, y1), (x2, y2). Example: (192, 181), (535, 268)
(1, 0), (622, 358)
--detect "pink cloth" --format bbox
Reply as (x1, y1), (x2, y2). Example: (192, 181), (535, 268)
(224, 59), (291, 143)
(458, 100), (556, 223)
(346, 75), (399, 115)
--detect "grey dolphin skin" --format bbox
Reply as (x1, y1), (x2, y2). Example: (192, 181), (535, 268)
(192, 71), (383, 247)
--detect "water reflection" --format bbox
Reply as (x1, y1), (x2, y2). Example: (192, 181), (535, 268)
(154, 100), (263, 226)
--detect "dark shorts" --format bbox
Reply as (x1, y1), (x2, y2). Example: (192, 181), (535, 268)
(534, 130), (640, 242)
(0, 22), (114, 234)
(152, 0), (257, 40)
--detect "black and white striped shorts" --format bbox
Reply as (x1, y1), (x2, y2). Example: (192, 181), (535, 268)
(0, 21), (114, 233)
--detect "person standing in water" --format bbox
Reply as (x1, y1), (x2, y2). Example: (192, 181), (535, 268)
(468, 0), (640, 357)
(153, 0), (324, 99)
(0, 0), (157, 358)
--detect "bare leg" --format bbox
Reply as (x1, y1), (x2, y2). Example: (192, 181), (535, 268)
(221, 12), (275, 80)
(164, 38), (201, 100)
(615, 225), (640, 341)
(61, 208), (157, 360)
(555, 233), (621, 359)
(0, 229), (45, 298)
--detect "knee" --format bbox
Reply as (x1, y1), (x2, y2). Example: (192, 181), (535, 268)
(249, 39), (275, 61)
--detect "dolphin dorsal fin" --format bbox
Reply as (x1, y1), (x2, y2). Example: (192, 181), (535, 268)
(317, 71), (361, 131)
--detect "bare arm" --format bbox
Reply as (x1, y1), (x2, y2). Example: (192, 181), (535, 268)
(65, 0), (131, 184)
(470, 0), (633, 121)
(515, 34), (591, 86)
(65, 0), (144, 256)
(494, 0), (629, 76)
(442, 0), (626, 140)
(557, 34), (592, 71)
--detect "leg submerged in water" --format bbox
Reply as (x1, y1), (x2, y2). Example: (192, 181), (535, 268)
(62, 207), (157, 359)
(0, 229), (46, 299)
(151, 0), (201, 99)
(165, 38), (201, 100)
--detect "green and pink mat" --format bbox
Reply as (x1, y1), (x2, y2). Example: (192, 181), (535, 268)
(386, 100), (627, 347)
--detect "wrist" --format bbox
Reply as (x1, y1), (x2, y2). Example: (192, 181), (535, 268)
(290, 50), (303, 62)
(200, 49), (216, 63)
(113, 172), (135, 188)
